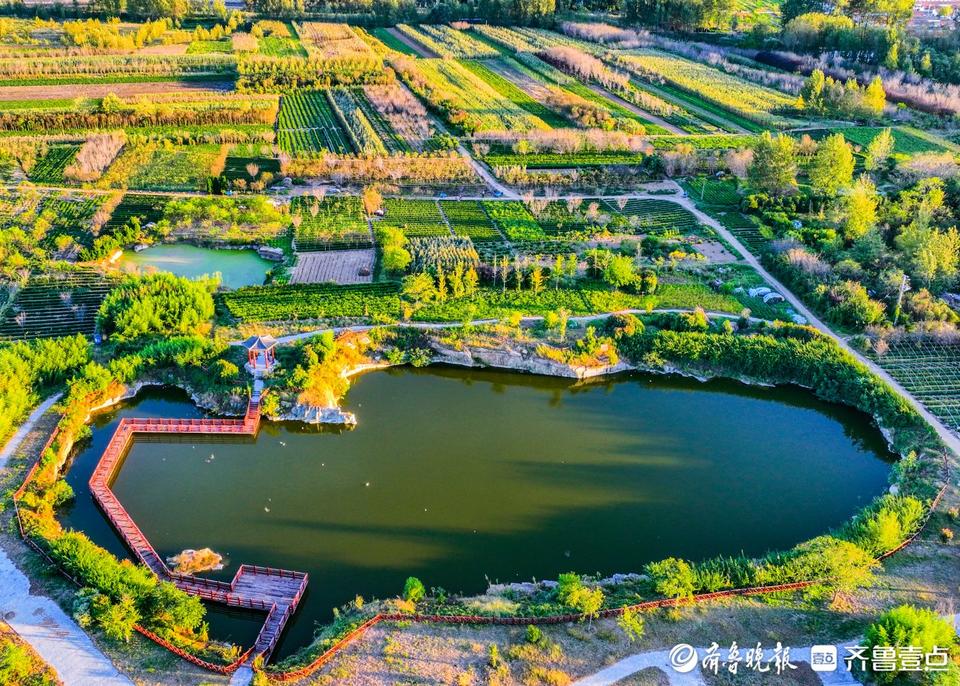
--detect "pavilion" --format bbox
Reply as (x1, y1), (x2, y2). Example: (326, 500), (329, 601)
(242, 334), (278, 373)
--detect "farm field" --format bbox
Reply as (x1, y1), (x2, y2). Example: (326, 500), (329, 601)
(402, 58), (551, 133)
(0, 270), (113, 339)
(28, 144), (80, 184)
(873, 341), (960, 432)
(380, 198), (451, 238)
(101, 193), (170, 233)
(126, 144), (224, 191)
(290, 249), (375, 284)
(292, 195), (372, 251)
(278, 90), (352, 155)
(602, 199), (703, 234)
(440, 200), (503, 242)
(618, 51), (795, 130)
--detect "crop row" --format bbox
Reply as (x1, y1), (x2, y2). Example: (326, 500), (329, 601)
(481, 201), (548, 241)
(399, 58), (550, 134)
(0, 270), (114, 340)
(410, 24), (499, 59)
(380, 198), (450, 237)
(617, 50), (794, 129)
(29, 144), (80, 184)
(222, 282), (402, 322)
(277, 90), (352, 154)
(328, 88), (388, 156)
(439, 200), (503, 242)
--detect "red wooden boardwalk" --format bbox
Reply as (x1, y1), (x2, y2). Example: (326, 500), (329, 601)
(88, 391), (307, 664)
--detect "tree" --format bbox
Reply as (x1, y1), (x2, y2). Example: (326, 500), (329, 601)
(512, 0), (554, 22)
(617, 607), (645, 642)
(645, 557), (695, 601)
(603, 254), (637, 290)
(864, 605), (958, 683)
(362, 185), (383, 215)
(788, 536), (879, 605)
(863, 76), (886, 117)
(809, 133), (854, 199)
(401, 273), (437, 307)
(896, 224), (960, 288)
(799, 69), (826, 112)
(378, 226), (411, 274)
(864, 128), (895, 172)
(403, 577), (426, 603)
(97, 273), (216, 341)
(556, 573), (604, 623)
(99, 594), (140, 642)
(748, 132), (798, 197)
(840, 175), (879, 241)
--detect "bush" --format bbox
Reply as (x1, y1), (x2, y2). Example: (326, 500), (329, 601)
(864, 605), (958, 683)
(403, 576), (426, 603)
(644, 557), (695, 601)
(98, 273), (216, 341)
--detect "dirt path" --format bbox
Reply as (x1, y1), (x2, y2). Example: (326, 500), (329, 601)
(0, 80), (234, 101)
(0, 393), (61, 466)
(587, 84), (686, 135)
(0, 396), (133, 686)
(385, 27), (438, 58)
(637, 82), (751, 135)
(669, 184), (960, 454)
(456, 143), (520, 199)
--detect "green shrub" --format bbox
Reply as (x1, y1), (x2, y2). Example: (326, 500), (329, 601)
(865, 605), (958, 683)
(403, 576), (426, 603)
(644, 558), (695, 601)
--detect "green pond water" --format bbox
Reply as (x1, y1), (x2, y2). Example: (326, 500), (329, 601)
(119, 244), (271, 289)
(63, 367), (894, 657)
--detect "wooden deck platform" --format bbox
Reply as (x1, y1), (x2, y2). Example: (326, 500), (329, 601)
(88, 390), (307, 664)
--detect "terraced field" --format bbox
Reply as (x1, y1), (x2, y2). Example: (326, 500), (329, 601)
(0, 270), (114, 340)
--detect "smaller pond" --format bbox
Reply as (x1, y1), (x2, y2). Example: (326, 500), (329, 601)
(119, 244), (271, 289)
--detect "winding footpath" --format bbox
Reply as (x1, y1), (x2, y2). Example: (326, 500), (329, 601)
(671, 185), (960, 457)
(0, 394), (133, 686)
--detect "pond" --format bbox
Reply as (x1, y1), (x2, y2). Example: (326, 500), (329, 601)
(62, 367), (894, 657)
(118, 244), (271, 289)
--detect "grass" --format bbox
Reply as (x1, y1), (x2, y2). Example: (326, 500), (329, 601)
(371, 27), (420, 56)
(187, 39), (232, 54)
(259, 35), (308, 58)
(461, 60), (570, 129)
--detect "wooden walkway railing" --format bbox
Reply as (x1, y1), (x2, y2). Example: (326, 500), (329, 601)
(84, 389), (309, 668)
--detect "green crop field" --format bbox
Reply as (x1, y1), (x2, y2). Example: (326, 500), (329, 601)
(440, 200), (503, 242)
(380, 199), (450, 238)
(278, 90), (353, 155)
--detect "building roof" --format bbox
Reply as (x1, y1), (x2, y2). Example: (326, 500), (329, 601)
(241, 335), (278, 351)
